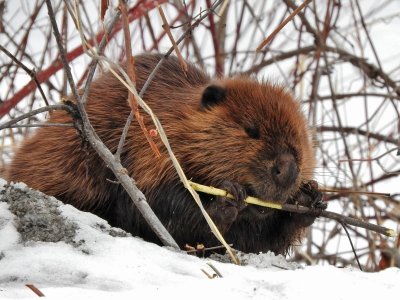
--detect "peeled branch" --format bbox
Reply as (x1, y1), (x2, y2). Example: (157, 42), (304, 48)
(188, 181), (397, 238)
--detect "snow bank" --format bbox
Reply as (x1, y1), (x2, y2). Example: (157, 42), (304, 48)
(0, 181), (399, 299)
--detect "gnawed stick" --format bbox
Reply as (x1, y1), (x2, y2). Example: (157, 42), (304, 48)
(189, 181), (397, 238)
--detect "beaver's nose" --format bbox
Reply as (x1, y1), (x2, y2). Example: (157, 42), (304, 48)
(271, 153), (298, 187)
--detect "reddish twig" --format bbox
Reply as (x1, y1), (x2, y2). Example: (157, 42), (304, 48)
(256, 0), (312, 52)
(158, 5), (188, 73)
(118, 0), (161, 159)
(205, 0), (223, 75)
(25, 284), (45, 297)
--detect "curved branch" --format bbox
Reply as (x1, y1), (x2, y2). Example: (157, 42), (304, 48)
(0, 104), (75, 130)
(243, 45), (400, 98)
(317, 125), (399, 146)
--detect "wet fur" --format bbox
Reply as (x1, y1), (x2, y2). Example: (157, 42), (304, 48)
(7, 54), (317, 254)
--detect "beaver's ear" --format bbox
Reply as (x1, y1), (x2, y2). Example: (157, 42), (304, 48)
(201, 85), (226, 109)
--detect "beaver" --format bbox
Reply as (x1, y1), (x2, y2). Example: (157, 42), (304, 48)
(6, 53), (326, 255)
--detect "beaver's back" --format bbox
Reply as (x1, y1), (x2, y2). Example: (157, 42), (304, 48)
(6, 54), (208, 215)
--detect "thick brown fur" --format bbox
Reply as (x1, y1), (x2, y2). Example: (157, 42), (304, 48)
(7, 54), (322, 255)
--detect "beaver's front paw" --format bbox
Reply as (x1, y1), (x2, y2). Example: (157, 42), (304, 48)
(288, 180), (327, 227)
(297, 180), (327, 210)
(206, 181), (247, 233)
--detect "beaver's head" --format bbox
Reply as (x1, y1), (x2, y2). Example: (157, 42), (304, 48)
(176, 77), (315, 207)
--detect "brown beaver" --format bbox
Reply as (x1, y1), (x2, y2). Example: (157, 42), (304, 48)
(6, 54), (325, 255)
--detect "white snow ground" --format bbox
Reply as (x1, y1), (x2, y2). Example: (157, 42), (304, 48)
(0, 181), (399, 300)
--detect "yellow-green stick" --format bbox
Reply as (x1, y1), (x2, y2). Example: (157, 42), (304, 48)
(189, 181), (398, 238)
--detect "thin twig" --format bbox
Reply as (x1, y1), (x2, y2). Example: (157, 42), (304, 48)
(158, 5), (188, 73)
(0, 44), (49, 107)
(341, 222), (363, 271)
(317, 125), (399, 146)
(338, 147), (398, 163)
(256, 0), (312, 52)
(205, 0), (223, 75)
(201, 269), (217, 279)
(8, 123), (73, 128)
(320, 188), (390, 198)
(186, 243), (233, 254)
(207, 262), (223, 278)
(0, 105), (74, 130)
(117, 0), (160, 161)
(25, 284), (45, 297)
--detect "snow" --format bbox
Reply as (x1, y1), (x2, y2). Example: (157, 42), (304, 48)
(0, 182), (399, 299)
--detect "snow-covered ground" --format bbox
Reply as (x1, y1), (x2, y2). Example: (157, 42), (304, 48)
(0, 181), (399, 299)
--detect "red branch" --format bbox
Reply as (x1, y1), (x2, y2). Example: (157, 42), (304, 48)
(205, 0), (223, 76)
(0, 0), (167, 118)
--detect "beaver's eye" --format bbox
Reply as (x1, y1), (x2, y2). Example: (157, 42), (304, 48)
(244, 127), (260, 139)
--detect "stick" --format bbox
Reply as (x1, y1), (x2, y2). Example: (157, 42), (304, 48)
(44, 0), (179, 250)
(118, 0), (161, 159)
(157, 5), (188, 73)
(189, 181), (397, 238)
(0, 45), (49, 107)
(256, 0), (312, 52)
(0, 104), (74, 131)
(25, 284), (45, 297)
